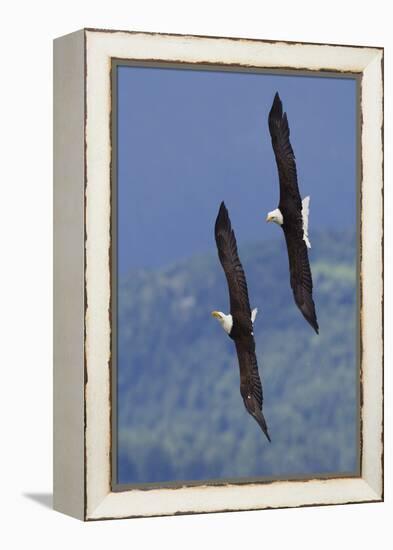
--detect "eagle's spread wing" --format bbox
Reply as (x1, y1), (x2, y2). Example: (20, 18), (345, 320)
(268, 92), (302, 211)
(236, 343), (271, 442)
(215, 202), (252, 322)
(284, 229), (319, 334)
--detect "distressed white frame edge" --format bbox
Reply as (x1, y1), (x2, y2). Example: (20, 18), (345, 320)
(56, 29), (382, 521)
(53, 29), (86, 520)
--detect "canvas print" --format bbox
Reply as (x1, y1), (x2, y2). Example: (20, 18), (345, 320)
(113, 64), (359, 487)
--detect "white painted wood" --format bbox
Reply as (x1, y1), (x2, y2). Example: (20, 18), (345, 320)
(359, 52), (384, 497)
(89, 478), (379, 520)
(54, 28), (383, 521)
(53, 29), (85, 520)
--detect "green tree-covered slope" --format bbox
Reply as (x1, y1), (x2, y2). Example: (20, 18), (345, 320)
(117, 230), (358, 484)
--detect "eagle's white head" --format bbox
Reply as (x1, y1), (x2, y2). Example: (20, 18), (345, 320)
(266, 208), (283, 225)
(211, 308), (258, 335)
(211, 311), (233, 334)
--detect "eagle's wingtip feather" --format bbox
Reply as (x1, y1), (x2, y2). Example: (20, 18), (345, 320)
(255, 410), (271, 442)
(270, 92), (282, 116)
(216, 201), (230, 229)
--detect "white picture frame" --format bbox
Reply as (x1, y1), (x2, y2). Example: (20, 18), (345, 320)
(53, 28), (383, 521)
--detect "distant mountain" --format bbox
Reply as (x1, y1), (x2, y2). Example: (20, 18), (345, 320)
(117, 230), (358, 485)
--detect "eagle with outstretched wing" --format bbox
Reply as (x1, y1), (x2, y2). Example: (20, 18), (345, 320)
(212, 202), (271, 441)
(266, 92), (319, 334)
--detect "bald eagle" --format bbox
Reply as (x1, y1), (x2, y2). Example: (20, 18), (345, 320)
(212, 202), (271, 442)
(266, 92), (319, 334)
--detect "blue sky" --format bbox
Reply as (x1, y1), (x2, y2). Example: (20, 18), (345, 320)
(117, 65), (357, 273)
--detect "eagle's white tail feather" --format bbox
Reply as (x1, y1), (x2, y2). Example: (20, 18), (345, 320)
(302, 196), (311, 249)
(251, 308), (258, 324)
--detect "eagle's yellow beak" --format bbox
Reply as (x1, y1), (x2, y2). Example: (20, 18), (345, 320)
(266, 214), (271, 222)
(211, 311), (221, 319)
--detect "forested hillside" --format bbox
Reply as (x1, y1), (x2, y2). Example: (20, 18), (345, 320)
(117, 230), (358, 485)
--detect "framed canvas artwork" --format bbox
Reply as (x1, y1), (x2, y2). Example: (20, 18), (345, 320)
(53, 29), (383, 520)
